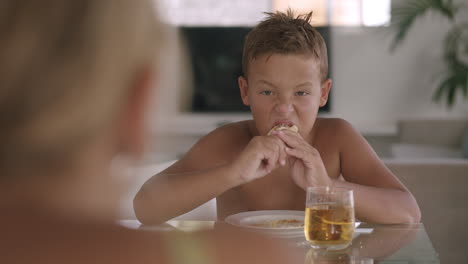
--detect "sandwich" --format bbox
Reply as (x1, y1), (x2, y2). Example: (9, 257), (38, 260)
(267, 124), (299, 136)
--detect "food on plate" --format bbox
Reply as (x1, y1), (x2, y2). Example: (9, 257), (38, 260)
(251, 219), (304, 228)
(267, 124), (299, 136)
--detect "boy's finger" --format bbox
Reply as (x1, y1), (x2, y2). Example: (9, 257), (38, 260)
(285, 147), (314, 167)
(287, 156), (295, 167)
(266, 147), (279, 168)
(279, 146), (287, 166)
(275, 131), (303, 148)
(285, 147), (302, 158)
(268, 137), (286, 163)
(273, 139), (288, 166)
(265, 155), (277, 173)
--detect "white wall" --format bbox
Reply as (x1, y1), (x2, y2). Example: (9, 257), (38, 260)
(330, 11), (468, 130)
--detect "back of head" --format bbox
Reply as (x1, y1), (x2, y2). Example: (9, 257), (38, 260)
(0, 0), (162, 177)
(242, 9), (328, 82)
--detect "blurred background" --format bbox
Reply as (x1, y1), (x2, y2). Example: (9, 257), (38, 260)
(149, 0), (468, 163)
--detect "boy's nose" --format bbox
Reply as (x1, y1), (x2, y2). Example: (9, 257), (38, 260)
(275, 101), (294, 113)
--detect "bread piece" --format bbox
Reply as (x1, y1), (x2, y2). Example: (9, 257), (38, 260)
(267, 124), (299, 136)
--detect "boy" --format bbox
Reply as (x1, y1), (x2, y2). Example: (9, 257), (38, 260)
(134, 10), (421, 224)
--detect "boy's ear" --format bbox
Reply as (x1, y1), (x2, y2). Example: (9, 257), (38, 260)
(118, 67), (155, 157)
(319, 78), (332, 107)
(238, 76), (250, 106)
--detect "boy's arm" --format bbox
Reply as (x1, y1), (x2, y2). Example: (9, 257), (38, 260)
(133, 126), (241, 225)
(134, 124), (287, 225)
(333, 119), (421, 224)
(134, 161), (240, 225)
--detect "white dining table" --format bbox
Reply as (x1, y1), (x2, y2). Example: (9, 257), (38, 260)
(118, 219), (439, 263)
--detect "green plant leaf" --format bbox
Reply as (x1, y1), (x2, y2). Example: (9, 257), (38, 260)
(447, 80), (456, 107)
(391, 0), (467, 108)
(390, 0), (458, 51)
(434, 63), (468, 107)
(433, 76), (454, 102)
(465, 72), (468, 97)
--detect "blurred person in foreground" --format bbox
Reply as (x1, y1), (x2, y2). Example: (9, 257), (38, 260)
(134, 10), (421, 224)
(0, 1), (297, 263)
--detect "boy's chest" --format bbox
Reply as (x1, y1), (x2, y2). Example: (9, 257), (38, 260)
(234, 149), (341, 211)
(235, 167), (305, 211)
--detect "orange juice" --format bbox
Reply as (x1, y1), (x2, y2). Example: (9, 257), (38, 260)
(305, 204), (354, 248)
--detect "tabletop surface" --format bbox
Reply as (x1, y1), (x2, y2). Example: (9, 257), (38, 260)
(119, 220), (440, 264)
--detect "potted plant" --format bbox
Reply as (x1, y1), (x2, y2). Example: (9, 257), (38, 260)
(390, 0), (468, 108)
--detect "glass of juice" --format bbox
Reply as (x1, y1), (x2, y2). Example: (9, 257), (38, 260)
(304, 187), (355, 250)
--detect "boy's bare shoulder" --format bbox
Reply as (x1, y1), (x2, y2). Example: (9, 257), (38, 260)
(315, 118), (356, 138)
(205, 120), (253, 141)
(314, 118), (363, 152)
(195, 120), (253, 151)
(171, 120), (254, 171)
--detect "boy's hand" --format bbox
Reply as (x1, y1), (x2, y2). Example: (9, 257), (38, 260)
(230, 135), (287, 184)
(273, 130), (331, 190)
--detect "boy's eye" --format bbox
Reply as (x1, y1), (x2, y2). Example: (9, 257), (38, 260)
(295, 91), (309, 96)
(260, 90), (273, 95)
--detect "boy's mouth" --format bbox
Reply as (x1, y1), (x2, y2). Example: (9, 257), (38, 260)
(272, 120), (294, 128)
(268, 120), (299, 135)
(273, 120), (295, 128)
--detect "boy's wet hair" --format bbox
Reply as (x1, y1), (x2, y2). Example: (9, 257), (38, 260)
(242, 9), (329, 82)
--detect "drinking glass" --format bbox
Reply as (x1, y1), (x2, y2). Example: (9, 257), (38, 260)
(304, 187), (355, 250)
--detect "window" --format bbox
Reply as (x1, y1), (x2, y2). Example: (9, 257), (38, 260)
(158, 0), (270, 26)
(159, 0), (390, 26)
(273, 0), (391, 26)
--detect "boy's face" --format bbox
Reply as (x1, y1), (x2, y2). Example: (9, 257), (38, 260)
(238, 53), (331, 139)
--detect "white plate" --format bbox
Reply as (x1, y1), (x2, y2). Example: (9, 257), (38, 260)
(224, 210), (305, 237)
(225, 210), (362, 239)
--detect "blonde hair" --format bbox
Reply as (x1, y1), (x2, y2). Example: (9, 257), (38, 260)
(0, 0), (163, 174)
(242, 9), (328, 82)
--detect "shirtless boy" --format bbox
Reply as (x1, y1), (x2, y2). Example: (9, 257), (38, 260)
(134, 10), (421, 224)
